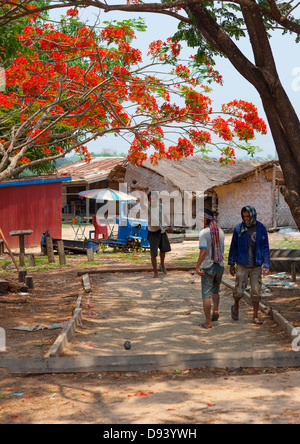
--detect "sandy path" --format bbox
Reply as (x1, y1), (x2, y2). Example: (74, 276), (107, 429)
(64, 272), (290, 357)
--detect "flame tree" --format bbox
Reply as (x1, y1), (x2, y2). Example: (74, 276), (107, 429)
(0, 4), (266, 181)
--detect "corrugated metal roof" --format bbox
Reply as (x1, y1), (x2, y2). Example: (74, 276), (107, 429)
(57, 157), (125, 184)
(0, 174), (71, 187)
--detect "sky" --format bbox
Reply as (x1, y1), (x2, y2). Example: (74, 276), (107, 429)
(51, 5), (300, 160)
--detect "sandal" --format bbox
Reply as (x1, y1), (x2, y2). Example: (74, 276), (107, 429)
(211, 312), (219, 322)
(253, 318), (263, 325)
(231, 305), (239, 321)
(160, 266), (167, 274)
(200, 322), (212, 329)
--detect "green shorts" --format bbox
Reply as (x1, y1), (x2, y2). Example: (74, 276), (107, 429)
(201, 263), (224, 299)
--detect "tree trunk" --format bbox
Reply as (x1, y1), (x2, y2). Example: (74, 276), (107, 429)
(185, 2), (300, 229)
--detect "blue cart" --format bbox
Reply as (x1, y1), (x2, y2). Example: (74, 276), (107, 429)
(103, 202), (149, 251)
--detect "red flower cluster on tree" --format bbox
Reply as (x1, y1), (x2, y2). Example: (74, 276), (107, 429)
(0, 18), (267, 180)
(66, 8), (79, 18)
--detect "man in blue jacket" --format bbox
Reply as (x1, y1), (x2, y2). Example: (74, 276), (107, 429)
(228, 206), (270, 325)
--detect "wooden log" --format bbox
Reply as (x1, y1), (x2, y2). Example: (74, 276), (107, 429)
(82, 273), (91, 293)
(77, 265), (195, 276)
(46, 237), (55, 263)
(25, 275), (34, 289)
(28, 254), (36, 267)
(0, 279), (9, 293)
(86, 248), (94, 262)
(7, 279), (28, 292)
(18, 270), (27, 283)
(3, 351), (300, 375)
(45, 308), (82, 358)
(57, 240), (66, 266)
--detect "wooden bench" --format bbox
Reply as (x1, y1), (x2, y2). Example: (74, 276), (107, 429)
(270, 257), (300, 282)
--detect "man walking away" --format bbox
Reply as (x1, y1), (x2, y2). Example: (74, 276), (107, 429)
(196, 209), (225, 329)
(147, 192), (171, 278)
(228, 206), (270, 325)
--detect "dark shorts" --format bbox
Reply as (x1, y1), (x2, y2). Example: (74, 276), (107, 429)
(148, 230), (171, 257)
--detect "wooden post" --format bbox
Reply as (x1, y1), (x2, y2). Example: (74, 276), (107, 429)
(46, 237), (55, 264)
(57, 240), (66, 265)
(18, 270), (27, 283)
(28, 254), (36, 267)
(19, 253), (25, 267)
(25, 275), (34, 289)
(291, 261), (297, 282)
(85, 184), (90, 218)
(19, 234), (25, 255)
(87, 248), (94, 262)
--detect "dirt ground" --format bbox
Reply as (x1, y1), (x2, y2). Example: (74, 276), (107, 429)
(1, 366), (300, 424)
(64, 272), (291, 357)
(0, 233), (300, 424)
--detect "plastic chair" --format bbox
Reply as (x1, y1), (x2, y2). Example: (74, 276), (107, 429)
(89, 216), (108, 240)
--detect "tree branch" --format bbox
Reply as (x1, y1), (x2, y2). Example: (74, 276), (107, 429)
(1, 0), (300, 35)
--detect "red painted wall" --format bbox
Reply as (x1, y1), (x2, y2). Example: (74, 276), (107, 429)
(0, 182), (62, 249)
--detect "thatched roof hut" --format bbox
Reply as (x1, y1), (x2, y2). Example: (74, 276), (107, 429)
(109, 157), (261, 195)
(109, 157), (262, 229)
(205, 160), (296, 229)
